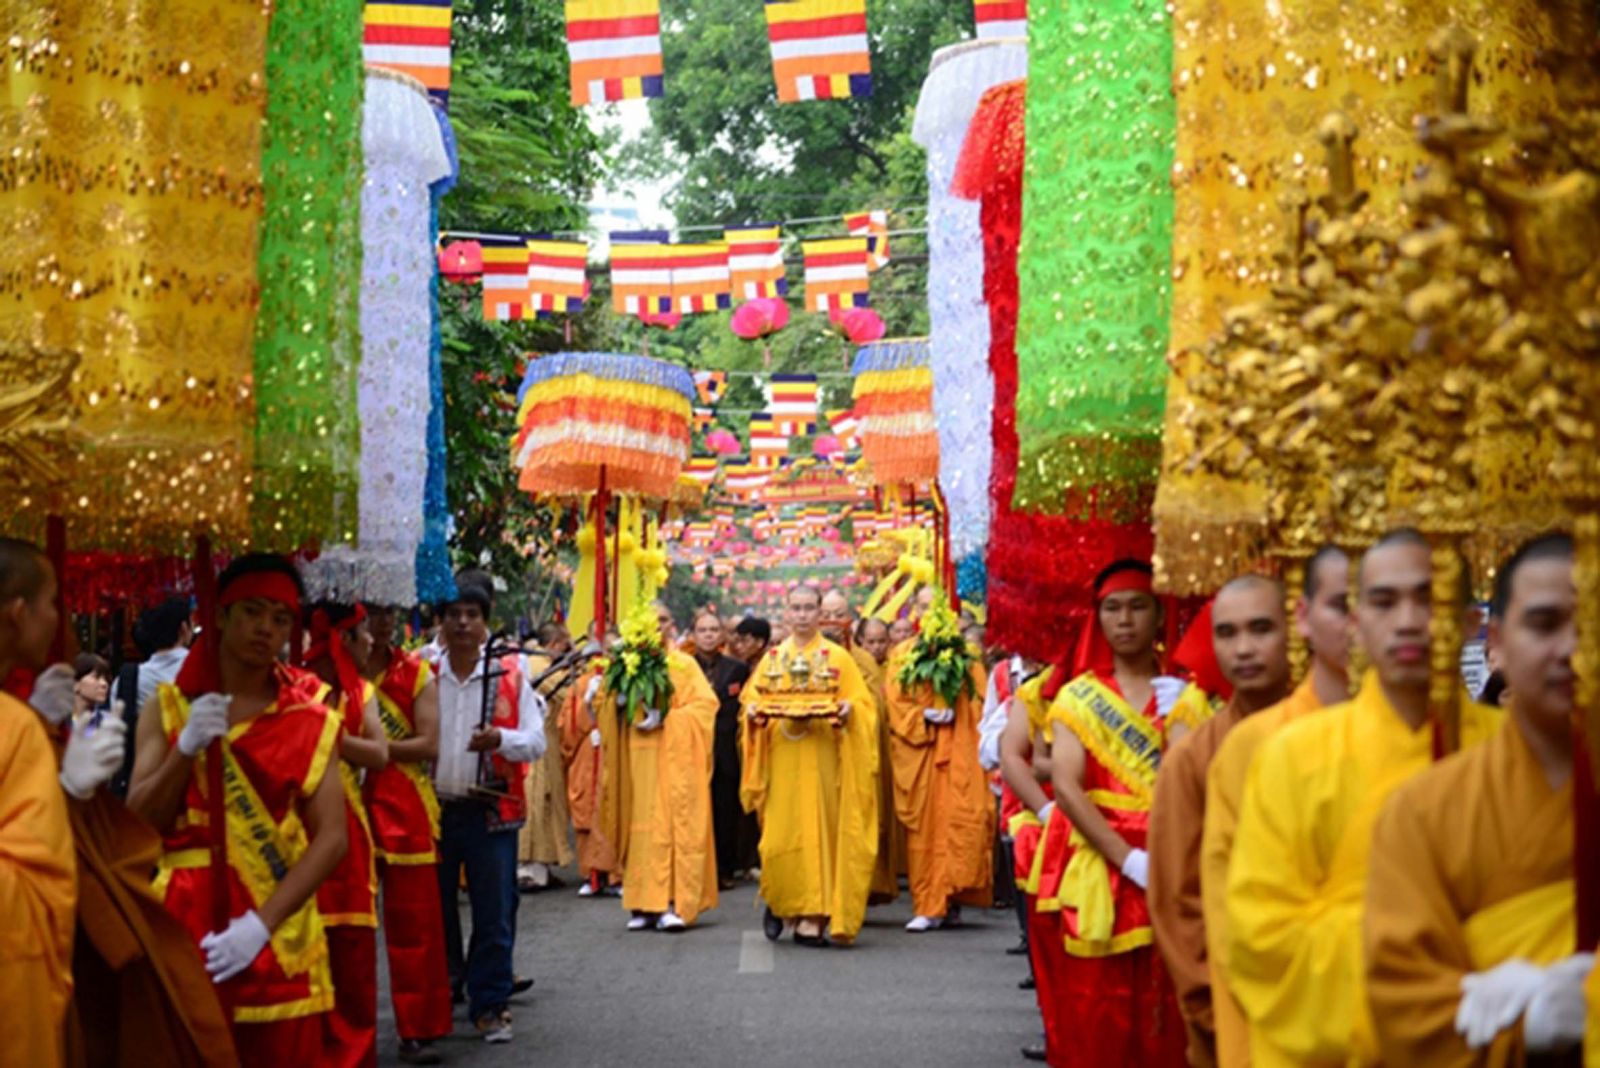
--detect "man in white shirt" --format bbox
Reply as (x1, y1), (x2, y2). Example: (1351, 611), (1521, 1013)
(429, 571), (545, 1046)
(111, 597), (193, 797)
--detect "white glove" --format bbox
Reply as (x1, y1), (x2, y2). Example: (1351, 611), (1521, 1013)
(1523, 953), (1595, 1052)
(836, 700), (852, 724)
(584, 676), (602, 705)
(178, 694), (232, 757)
(59, 705), (127, 800)
(1151, 676), (1187, 719)
(1119, 848), (1150, 890)
(636, 707), (663, 732)
(922, 707), (955, 725)
(200, 910), (271, 983)
(1035, 800), (1056, 823)
(589, 728), (602, 748)
(28, 664), (76, 726)
(1455, 959), (1545, 1049)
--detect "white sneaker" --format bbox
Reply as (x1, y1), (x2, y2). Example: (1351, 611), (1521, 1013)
(657, 910), (687, 933)
(475, 1010), (513, 1044)
(627, 914), (651, 931)
(576, 882), (596, 897)
(905, 915), (944, 933)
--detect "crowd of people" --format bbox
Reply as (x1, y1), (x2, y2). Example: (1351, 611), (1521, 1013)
(0, 524), (1590, 1066)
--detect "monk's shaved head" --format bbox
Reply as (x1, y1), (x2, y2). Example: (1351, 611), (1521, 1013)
(1212, 573), (1291, 707)
(1217, 573), (1284, 603)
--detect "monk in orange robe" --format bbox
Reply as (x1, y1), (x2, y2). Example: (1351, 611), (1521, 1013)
(130, 554), (349, 1066)
(0, 538), (79, 1067)
(884, 593), (993, 930)
(562, 659), (620, 894)
(1199, 547), (1348, 1068)
(1149, 576), (1292, 1068)
(1366, 533), (1593, 1064)
(1046, 559), (1188, 1067)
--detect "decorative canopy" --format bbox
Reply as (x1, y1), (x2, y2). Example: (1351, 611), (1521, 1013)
(512, 352), (696, 499)
(851, 339), (938, 486)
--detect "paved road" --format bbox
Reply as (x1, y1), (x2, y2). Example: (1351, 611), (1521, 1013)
(377, 872), (1038, 1066)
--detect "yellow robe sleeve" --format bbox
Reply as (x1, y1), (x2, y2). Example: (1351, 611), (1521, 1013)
(1225, 723), (1363, 1065)
(0, 694), (76, 1067)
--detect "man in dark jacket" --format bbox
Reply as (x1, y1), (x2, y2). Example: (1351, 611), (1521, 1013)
(690, 609), (754, 888)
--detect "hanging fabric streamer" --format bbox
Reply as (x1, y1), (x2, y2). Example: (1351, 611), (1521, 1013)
(416, 102), (459, 606)
(851, 339), (938, 486)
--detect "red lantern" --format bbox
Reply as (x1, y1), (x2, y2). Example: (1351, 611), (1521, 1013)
(706, 429), (740, 455)
(640, 310), (683, 330)
(829, 306), (885, 344)
(731, 298), (790, 340)
(440, 240), (483, 283)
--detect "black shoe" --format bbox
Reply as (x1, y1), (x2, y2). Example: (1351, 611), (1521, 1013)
(511, 975), (534, 995)
(1018, 975), (1036, 990)
(1006, 938), (1029, 956)
(762, 907), (783, 942)
(398, 1039), (442, 1065)
(1021, 1044), (1048, 1062)
(451, 986), (465, 1006)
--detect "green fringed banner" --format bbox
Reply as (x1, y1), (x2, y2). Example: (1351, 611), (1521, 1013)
(1012, 0), (1174, 514)
(251, 0), (365, 548)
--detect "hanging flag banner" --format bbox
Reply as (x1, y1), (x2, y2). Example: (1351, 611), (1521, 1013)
(683, 457), (720, 484)
(667, 242), (732, 314)
(826, 408), (860, 450)
(972, 0), (1026, 38)
(694, 370), (729, 406)
(692, 407), (715, 432)
(565, 0), (665, 106)
(764, 0), (873, 104)
(725, 462), (770, 498)
(610, 230), (673, 317)
(725, 225), (788, 298)
(802, 236), (871, 313)
(481, 236), (532, 321)
(747, 411), (789, 468)
(363, 1), (455, 108)
(526, 238), (589, 316)
(844, 209), (890, 272)
(769, 373), (819, 436)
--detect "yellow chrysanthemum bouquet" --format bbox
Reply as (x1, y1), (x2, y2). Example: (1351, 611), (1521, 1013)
(602, 603), (675, 725)
(894, 590), (977, 708)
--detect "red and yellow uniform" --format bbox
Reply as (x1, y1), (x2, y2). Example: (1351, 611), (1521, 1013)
(154, 670), (341, 1059)
(1045, 669), (1187, 1067)
(318, 682), (379, 1068)
(364, 652), (450, 1043)
(1009, 668), (1065, 1064)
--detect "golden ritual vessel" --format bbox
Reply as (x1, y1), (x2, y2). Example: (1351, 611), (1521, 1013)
(749, 647), (845, 723)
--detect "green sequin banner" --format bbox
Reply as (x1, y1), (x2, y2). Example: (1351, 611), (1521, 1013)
(1012, 0), (1174, 514)
(251, 0), (365, 548)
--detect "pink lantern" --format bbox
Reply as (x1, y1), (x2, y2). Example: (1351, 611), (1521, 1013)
(736, 579), (750, 591)
(820, 527), (840, 542)
(730, 298), (790, 340)
(640, 310), (683, 330)
(813, 434), (841, 458)
(829, 306), (885, 344)
(439, 240), (483, 283)
(705, 429), (740, 455)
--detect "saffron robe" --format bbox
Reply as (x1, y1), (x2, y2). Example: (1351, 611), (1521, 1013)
(519, 652), (575, 868)
(1366, 716), (1574, 1067)
(1225, 672), (1502, 1067)
(561, 664), (617, 880)
(599, 649), (719, 923)
(740, 633), (880, 942)
(884, 657), (994, 917)
(853, 643), (905, 902)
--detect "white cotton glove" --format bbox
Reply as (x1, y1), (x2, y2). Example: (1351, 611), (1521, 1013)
(584, 675), (602, 706)
(1119, 848), (1150, 891)
(1035, 800), (1056, 824)
(28, 664), (76, 726)
(1151, 676), (1187, 719)
(200, 910), (271, 983)
(1523, 953), (1595, 1052)
(922, 707), (955, 725)
(1455, 958), (1545, 1049)
(636, 707), (663, 732)
(178, 694), (232, 757)
(836, 700), (852, 725)
(59, 703), (127, 800)
(589, 728), (602, 748)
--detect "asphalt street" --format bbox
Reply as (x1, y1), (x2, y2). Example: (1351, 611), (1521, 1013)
(377, 871), (1036, 1067)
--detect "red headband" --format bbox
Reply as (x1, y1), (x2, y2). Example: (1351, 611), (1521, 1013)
(1095, 568), (1154, 602)
(219, 571), (302, 615)
(304, 604), (368, 724)
(176, 569), (303, 697)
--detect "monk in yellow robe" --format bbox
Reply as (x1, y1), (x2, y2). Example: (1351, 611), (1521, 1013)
(820, 588), (902, 905)
(742, 585), (879, 946)
(519, 623), (576, 888)
(884, 594), (993, 930)
(562, 660), (619, 893)
(598, 603), (720, 931)
(1367, 533), (1593, 1064)
(0, 538), (78, 1067)
(1200, 546), (1348, 1068)
(1149, 576), (1292, 1068)
(1226, 530), (1503, 1068)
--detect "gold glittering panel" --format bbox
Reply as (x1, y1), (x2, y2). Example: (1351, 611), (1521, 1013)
(1, 1), (268, 549)
(1154, 0), (1570, 594)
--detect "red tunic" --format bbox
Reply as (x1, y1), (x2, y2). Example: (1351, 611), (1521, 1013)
(363, 652), (440, 865)
(317, 682), (378, 928)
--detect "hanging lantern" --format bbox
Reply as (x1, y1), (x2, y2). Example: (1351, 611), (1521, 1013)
(440, 240), (483, 283)
(830, 305), (885, 344)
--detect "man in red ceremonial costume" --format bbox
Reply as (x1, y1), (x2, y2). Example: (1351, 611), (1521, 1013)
(362, 603), (452, 1064)
(129, 553), (348, 1066)
(1045, 559), (1187, 1067)
(303, 602), (389, 1067)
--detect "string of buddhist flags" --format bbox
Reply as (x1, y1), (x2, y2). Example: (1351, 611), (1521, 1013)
(363, 0), (454, 109)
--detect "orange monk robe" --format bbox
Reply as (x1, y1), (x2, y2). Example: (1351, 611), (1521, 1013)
(741, 633), (880, 943)
(1149, 701), (1246, 1068)
(598, 649), (719, 923)
(560, 664), (618, 881)
(61, 751), (236, 1066)
(1200, 678), (1323, 1068)
(883, 656), (994, 918)
(520, 653), (574, 869)
(1365, 717), (1574, 1067)
(1225, 673), (1502, 1068)
(851, 643), (904, 903)
(0, 691), (76, 1067)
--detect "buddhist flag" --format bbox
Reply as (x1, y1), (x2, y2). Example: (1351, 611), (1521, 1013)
(725, 225), (788, 299)
(526, 238), (589, 316)
(769, 373), (818, 436)
(726, 462), (769, 497)
(764, 0), (872, 104)
(694, 370), (729, 406)
(683, 457), (719, 484)
(481, 236), (532, 321)
(973, 0), (1026, 38)
(827, 408), (860, 450)
(802, 237), (871, 313)
(565, 0), (664, 106)
(692, 407), (715, 432)
(845, 209), (889, 272)
(363, 1), (454, 107)
(667, 242), (732, 314)
(610, 230), (673, 317)
(748, 412), (788, 468)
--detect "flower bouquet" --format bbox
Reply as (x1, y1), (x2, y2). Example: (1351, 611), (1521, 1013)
(602, 603), (674, 725)
(895, 591), (977, 708)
